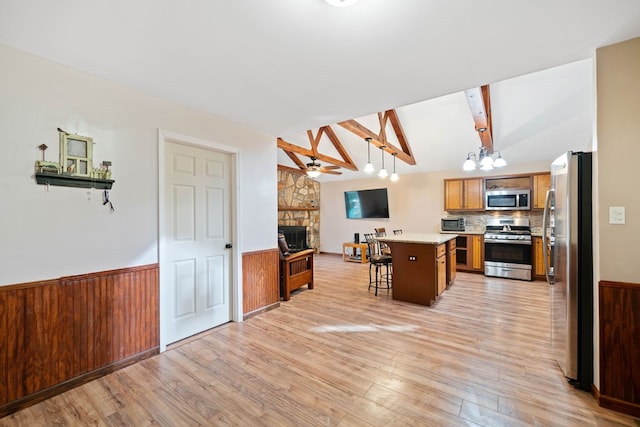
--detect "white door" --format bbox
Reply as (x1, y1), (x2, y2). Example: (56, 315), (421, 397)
(162, 141), (232, 345)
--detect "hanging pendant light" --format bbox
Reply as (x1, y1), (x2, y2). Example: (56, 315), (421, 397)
(390, 152), (399, 182)
(363, 137), (374, 173)
(378, 146), (388, 178)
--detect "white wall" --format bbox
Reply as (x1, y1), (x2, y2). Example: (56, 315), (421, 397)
(320, 160), (551, 253)
(0, 44), (277, 286)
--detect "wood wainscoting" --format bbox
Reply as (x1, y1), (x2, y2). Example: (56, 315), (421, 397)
(0, 264), (159, 417)
(599, 280), (640, 418)
(242, 248), (280, 318)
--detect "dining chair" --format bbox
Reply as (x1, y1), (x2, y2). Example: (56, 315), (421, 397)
(363, 233), (392, 296)
(374, 228), (391, 255)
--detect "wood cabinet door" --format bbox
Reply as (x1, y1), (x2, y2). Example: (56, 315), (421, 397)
(470, 235), (484, 270)
(444, 179), (463, 210)
(437, 255), (447, 295)
(464, 179), (484, 210)
(533, 173), (551, 209)
(533, 237), (545, 277)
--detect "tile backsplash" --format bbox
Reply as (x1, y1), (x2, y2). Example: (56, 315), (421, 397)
(443, 211), (544, 234)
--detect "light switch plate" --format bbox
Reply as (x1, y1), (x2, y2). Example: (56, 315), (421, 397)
(609, 206), (625, 224)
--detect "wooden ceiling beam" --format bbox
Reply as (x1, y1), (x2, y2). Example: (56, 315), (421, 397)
(464, 85), (493, 153)
(337, 117), (416, 165)
(385, 110), (414, 160)
(277, 137), (356, 170)
(320, 125), (357, 168)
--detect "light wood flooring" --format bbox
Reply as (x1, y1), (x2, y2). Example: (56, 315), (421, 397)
(2, 254), (639, 426)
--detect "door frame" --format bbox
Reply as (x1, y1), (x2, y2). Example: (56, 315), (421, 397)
(158, 129), (242, 352)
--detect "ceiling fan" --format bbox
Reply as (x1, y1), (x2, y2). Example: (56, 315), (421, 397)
(304, 157), (342, 177)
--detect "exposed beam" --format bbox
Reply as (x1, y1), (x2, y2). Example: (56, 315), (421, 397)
(385, 110), (414, 160)
(464, 85), (493, 153)
(320, 126), (357, 168)
(277, 138), (356, 170)
(337, 116), (416, 165)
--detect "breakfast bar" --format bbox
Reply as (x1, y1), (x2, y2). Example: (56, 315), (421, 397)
(377, 233), (457, 306)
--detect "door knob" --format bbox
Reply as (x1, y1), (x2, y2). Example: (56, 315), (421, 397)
(225, 243), (233, 249)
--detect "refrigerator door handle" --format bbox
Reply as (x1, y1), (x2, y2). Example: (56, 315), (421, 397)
(542, 188), (555, 284)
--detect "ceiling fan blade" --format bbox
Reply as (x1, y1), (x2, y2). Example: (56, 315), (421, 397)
(323, 165), (341, 170)
(321, 169), (342, 175)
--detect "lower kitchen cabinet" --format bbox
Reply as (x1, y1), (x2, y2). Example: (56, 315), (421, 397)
(533, 236), (550, 280)
(446, 238), (456, 285)
(455, 234), (484, 272)
(435, 243), (448, 296)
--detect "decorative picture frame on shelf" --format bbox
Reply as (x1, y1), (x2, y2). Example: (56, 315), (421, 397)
(34, 128), (114, 189)
(60, 132), (93, 177)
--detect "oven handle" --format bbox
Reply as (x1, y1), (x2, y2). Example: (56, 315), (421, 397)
(484, 238), (532, 245)
(542, 188), (555, 284)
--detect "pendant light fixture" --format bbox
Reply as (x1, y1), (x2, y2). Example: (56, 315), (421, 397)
(390, 152), (399, 182)
(363, 137), (374, 173)
(378, 146), (388, 178)
(463, 147), (507, 171)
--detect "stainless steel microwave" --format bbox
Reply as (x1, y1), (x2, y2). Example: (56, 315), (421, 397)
(486, 190), (530, 210)
(441, 217), (465, 232)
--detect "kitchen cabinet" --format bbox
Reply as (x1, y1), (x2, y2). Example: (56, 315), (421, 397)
(446, 238), (456, 285)
(437, 245), (447, 296)
(455, 234), (484, 272)
(532, 173), (551, 209)
(532, 236), (550, 279)
(377, 234), (456, 306)
(444, 178), (484, 211)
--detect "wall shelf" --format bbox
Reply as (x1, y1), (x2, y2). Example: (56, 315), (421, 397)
(35, 172), (115, 189)
(278, 207), (319, 211)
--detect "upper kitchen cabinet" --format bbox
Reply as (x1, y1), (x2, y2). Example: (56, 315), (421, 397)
(444, 178), (484, 211)
(532, 173), (551, 209)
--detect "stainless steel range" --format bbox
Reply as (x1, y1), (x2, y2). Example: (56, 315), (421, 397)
(484, 217), (532, 281)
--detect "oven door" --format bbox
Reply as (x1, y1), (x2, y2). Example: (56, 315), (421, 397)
(484, 238), (532, 281)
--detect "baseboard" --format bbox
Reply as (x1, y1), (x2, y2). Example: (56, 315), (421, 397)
(599, 393), (640, 419)
(243, 301), (280, 320)
(0, 347), (159, 418)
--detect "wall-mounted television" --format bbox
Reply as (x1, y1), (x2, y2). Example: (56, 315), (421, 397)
(344, 188), (389, 219)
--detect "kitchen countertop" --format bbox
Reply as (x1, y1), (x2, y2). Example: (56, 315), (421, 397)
(377, 233), (457, 245)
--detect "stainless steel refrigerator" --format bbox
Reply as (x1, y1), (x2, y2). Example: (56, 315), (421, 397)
(542, 151), (593, 390)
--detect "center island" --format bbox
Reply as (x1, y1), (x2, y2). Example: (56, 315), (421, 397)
(376, 233), (457, 306)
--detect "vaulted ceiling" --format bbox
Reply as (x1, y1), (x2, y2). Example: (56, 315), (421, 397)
(2, 0), (640, 181)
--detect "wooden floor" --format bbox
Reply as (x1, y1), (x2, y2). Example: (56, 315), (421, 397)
(2, 254), (639, 426)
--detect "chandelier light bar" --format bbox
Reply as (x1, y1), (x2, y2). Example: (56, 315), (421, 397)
(463, 147), (507, 172)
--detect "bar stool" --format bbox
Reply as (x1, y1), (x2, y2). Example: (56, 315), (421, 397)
(364, 233), (392, 296)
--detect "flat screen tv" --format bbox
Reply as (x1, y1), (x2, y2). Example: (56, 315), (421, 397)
(344, 188), (389, 219)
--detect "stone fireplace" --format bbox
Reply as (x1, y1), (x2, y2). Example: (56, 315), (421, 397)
(278, 170), (320, 251)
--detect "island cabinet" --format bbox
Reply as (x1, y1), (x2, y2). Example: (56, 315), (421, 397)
(378, 233), (456, 306)
(455, 234), (484, 272)
(444, 178), (484, 211)
(532, 173), (551, 209)
(446, 238), (456, 285)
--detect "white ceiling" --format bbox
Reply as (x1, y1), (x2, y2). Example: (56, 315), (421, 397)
(2, 0), (640, 181)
